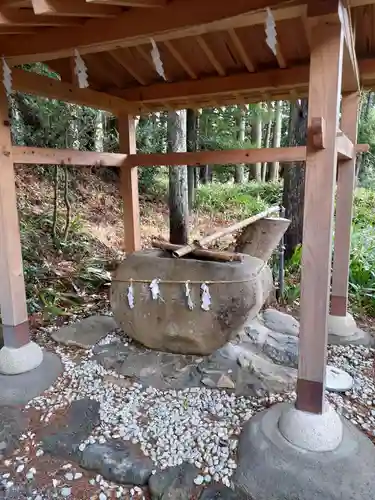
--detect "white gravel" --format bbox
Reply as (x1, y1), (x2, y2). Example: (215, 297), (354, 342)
(2, 327), (374, 499)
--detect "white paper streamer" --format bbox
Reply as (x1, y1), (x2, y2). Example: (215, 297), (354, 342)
(201, 283), (211, 311)
(127, 281), (135, 309)
(150, 39), (166, 80)
(2, 57), (12, 96)
(150, 278), (162, 301)
(74, 49), (89, 89)
(265, 8), (277, 56)
(185, 281), (194, 310)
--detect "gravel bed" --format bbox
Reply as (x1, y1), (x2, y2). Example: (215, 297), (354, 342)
(1, 326), (374, 499)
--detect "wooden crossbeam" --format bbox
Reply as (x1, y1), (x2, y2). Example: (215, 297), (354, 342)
(12, 146), (127, 166)
(31, 0), (122, 17)
(114, 65), (310, 104)
(12, 68), (131, 114)
(0, 9), (83, 26)
(86, 0), (166, 6)
(1, 0), (307, 64)
(11, 141), (368, 167)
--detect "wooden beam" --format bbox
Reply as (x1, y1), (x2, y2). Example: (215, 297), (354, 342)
(12, 68), (131, 114)
(0, 84), (30, 348)
(1, 0), (307, 63)
(164, 40), (197, 79)
(336, 131), (354, 160)
(86, 0), (166, 6)
(0, 9), (83, 26)
(275, 42), (287, 69)
(119, 114), (140, 253)
(0, 26), (38, 34)
(12, 146), (127, 166)
(228, 28), (255, 72)
(31, 0), (122, 17)
(331, 92), (360, 316)
(296, 19), (344, 415)
(11, 142), (368, 167)
(115, 65), (310, 104)
(128, 146), (308, 167)
(108, 49), (147, 85)
(196, 35), (225, 76)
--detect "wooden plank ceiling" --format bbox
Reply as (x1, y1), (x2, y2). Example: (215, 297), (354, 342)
(0, 0), (374, 111)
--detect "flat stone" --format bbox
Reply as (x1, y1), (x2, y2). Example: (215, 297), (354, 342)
(263, 309), (300, 336)
(148, 463), (199, 499)
(0, 406), (28, 460)
(42, 398), (100, 461)
(94, 342), (200, 390)
(0, 350), (63, 406)
(262, 332), (299, 368)
(326, 365), (353, 392)
(242, 317), (270, 347)
(328, 329), (374, 347)
(247, 352), (297, 394)
(111, 250), (274, 355)
(199, 484), (248, 499)
(80, 440), (153, 485)
(234, 403), (375, 500)
(52, 315), (117, 349)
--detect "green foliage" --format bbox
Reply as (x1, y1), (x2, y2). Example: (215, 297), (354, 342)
(283, 189), (375, 315)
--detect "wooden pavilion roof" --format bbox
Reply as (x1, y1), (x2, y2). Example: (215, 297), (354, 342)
(1, 0), (375, 112)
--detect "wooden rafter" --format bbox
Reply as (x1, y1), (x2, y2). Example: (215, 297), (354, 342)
(275, 42), (287, 68)
(0, 9), (83, 26)
(109, 49), (147, 85)
(164, 40), (197, 79)
(1, 0), (309, 64)
(86, 0), (166, 7)
(113, 65), (310, 104)
(31, 0), (122, 17)
(12, 68), (131, 113)
(228, 28), (255, 72)
(196, 35), (225, 76)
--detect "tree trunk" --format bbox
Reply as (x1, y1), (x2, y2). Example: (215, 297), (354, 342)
(168, 110), (189, 245)
(269, 100), (282, 181)
(356, 92), (372, 179)
(235, 106), (246, 183)
(186, 108), (197, 212)
(282, 99), (308, 259)
(94, 110), (104, 152)
(262, 105), (272, 182)
(249, 106), (262, 181)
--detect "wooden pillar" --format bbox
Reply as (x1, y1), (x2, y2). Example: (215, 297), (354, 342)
(118, 114), (141, 253)
(296, 20), (344, 414)
(331, 92), (360, 316)
(0, 86), (30, 348)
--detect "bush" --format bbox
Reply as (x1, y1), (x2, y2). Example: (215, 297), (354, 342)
(194, 182), (281, 218)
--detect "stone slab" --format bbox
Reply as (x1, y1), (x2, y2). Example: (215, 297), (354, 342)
(42, 398), (100, 462)
(0, 406), (28, 460)
(148, 463), (199, 500)
(80, 440), (153, 486)
(52, 315), (117, 349)
(234, 403), (375, 500)
(199, 485), (248, 499)
(262, 309), (300, 336)
(0, 350), (63, 406)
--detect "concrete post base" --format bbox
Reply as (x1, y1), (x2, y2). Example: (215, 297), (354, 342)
(328, 313), (373, 346)
(278, 402), (343, 452)
(328, 313), (357, 337)
(234, 402), (375, 500)
(0, 341), (43, 375)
